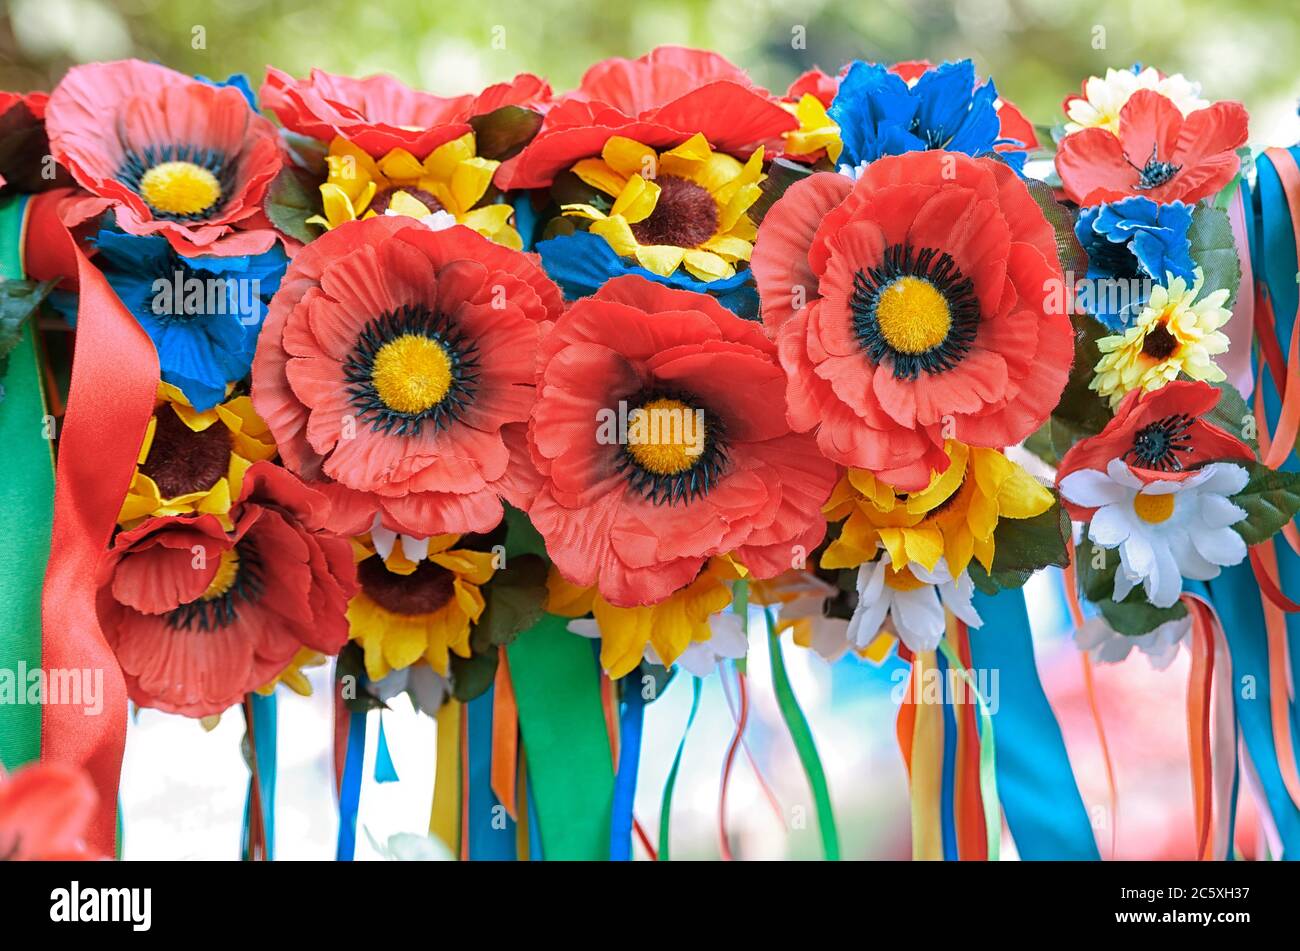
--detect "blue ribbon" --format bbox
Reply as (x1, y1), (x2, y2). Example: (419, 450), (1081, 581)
(609, 676), (646, 861)
(935, 649), (959, 861)
(967, 588), (1099, 859)
(240, 692), (278, 860)
(466, 686), (517, 860)
(335, 710), (366, 861)
(373, 714), (399, 784)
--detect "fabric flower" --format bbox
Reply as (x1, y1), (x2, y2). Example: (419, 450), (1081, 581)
(1057, 380), (1253, 519)
(561, 133), (763, 281)
(347, 533), (495, 681)
(1091, 269), (1231, 408)
(547, 559), (743, 678)
(0, 90), (73, 194)
(255, 647), (325, 697)
(781, 89), (842, 162)
(529, 275), (838, 611)
(0, 762), (103, 861)
(1056, 90), (1248, 207)
(1074, 196), (1195, 330)
(307, 134), (520, 248)
(751, 151), (1073, 490)
(496, 46), (794, 190)
(251, 215), (563, 537)
(828, 60), (1027, 172)
(367, 662), (451, 718)
(118, 383), (277, 529)
(46, 60), (284, 255)
(822, 441), (1054, 578)
(97, 462), (358, 717)
(1075, 611), (1190, 670)
(1063, 67), (1209, 136)
(846, 552), (981, 655)
(1059, 459), (1248, 608)
(260, 66), (551, 159)
(84, 230), (286, 410)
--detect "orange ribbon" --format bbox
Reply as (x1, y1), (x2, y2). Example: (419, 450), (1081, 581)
(490, 648), (519, 820)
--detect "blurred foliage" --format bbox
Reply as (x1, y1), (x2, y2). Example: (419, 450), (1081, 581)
(0, 0), (1298, 140)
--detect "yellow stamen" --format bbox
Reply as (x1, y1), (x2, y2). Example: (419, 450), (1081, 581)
(876, 276), (952, 354)
(202, 548), (240, 601)
(1133, 492), (1175, 524)
(371, 334), (454, 415)
(139, 161), (221, 216)
(625, 397), (702, 475)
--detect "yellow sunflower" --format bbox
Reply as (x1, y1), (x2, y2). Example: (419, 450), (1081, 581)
(117, 382), (277, 529)
(1091, 269), (1231, 408)
(781, 94), (843, 161)
(821, 441), (1054, 578)
(307, 134), (521, 248)
(347, 534), (496, 681)
(546, 557), (744, 678)
(561, 132), (764, 282)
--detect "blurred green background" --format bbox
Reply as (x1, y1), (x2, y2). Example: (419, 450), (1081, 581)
(2, 0), (1298, 144)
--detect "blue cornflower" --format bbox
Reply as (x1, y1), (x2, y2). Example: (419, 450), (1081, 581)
(91, 230), (287, 410)
(1075, 196), (1195, 330)
(828, 59), (1025, 171)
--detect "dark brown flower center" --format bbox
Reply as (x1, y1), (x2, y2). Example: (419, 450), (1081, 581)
(369, 186), (445, 216)
(359, 556), (456, 615)
(630, 175), (718, 248)
(139, 408), (231, 498)
(1141, 322), (1179, 361)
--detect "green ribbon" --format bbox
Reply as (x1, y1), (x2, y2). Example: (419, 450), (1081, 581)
(506, 613), (615, 860)
(764, 607), (840, 860)
(657, 675), (702, 861)
(0, 194), (53, 772)
(937, 638), (1001, 861)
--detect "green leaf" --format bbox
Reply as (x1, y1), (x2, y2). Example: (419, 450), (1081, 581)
(265, 167), (325, 245)
(1024, 177), (1086, 275)
(450, 648), (499, 702)
(1230, 460), (1300, 545)
(470, 553), (548, 652)
(0, 278), (56, 394)
(637, 661), (676, 704)
(469, 105), (544, 162)
(968, 501), (1071, 594)
(335, 643), (387, 713)
(1075, 540), (1188, 635)
(1049, 312), (1112, 458)
(1188, 203), (1241, 310)
(279, 130), (331, 178)
(1022, 421), (1061, 468)
(748, 157), (814, 226)
(502, 502), (548, 560)
(1204, 381), (1258, 454)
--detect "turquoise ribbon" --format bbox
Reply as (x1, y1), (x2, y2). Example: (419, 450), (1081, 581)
(609, 676), (645, 860)
(967, 589), (1099, 859)
(936, 649), (959, 860)
(240, 692), (278, 860)
(373, 714), (399, 784)
(335, 710), (366, 861)
(466, 686), (516, 860)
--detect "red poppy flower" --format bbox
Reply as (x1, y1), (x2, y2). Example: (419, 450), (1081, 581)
(495, 46), (795, 190)
(786, 68), (840, 107)
(751, 151), (1072, 491)
(0, 90), (55, 192)
(45, 60), (284, 256)
(252, 215), (562, 538)
(528, 275), (838, 607)
(98, 462), (357, 717)
(1056, 380), (1253, 519)
(0, 762), (103, 861)
(260, 67), (552, 158)
(1056, 90), (1248, 207)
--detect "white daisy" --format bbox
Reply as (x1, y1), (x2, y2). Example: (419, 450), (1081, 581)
(1065, 67), (1209, 135)
(846, 552), (982, 654)
(568, 612), (749, 678)
(1075, 612), (1191, 671)
(1059, 458), (1248, 609)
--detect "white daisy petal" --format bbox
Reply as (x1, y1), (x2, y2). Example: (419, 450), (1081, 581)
(1193, 525), (1247, 568)
(1169, 528), (1220, 580)
(1106, 458), (1144, 488)
(1061, 468), (1129, 507)
(1195, 462), (1250, 496)
(1089, 503), (1134, 547)
(1145, 538), (1184, 608)
(892, 587), (945, 653)
(1198, 493), (1248, 530)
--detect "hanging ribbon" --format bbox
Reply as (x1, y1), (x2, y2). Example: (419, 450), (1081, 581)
(335, 709), (366, 861)
(658, 676), (702, 861)
(717, 661), (751, 861)
(430, 700), (462, 855)
(966, 588), (1100, 859)
(0, 195), (52, 774)
(490, 647), (519, 820)
(506, 613), (615, 860)
(904, 648), (944, 860)
(240, 692), (277, 861)
(951, 621), (987, 861)
(609, 676), (645, 861)
(23, 191), (159, 857)
(937, 636), (1001, 862)
(466, 686), (517, 860)
(764, 608), (840, 860)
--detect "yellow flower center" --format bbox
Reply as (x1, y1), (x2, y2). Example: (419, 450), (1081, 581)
(1133, 491), (1175, 524)
(625, 397), (703, 476)
(138, 161), (222, 216)
(883, 563), (928, 592)
(201, 548), (241, 601)
(875, 276), (952, 354)
(371, 334), (454, 415)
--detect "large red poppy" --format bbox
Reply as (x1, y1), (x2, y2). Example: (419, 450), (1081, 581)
(1056, 380), (1254, 520)
(751, 150), (1072, 491)
(98, 462), (357, 718)
(528, 275), (838, 607)
(1056, 89), (1248, 207)
(495, 46), (795, 190)
(260, 67), (552, 158)
(252, 215), (562, 538)
(0, 762), (103, 861)
(45, 60), (283, 256)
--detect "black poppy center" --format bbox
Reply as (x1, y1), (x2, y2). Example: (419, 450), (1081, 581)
(1124, 413), (1195, 471)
